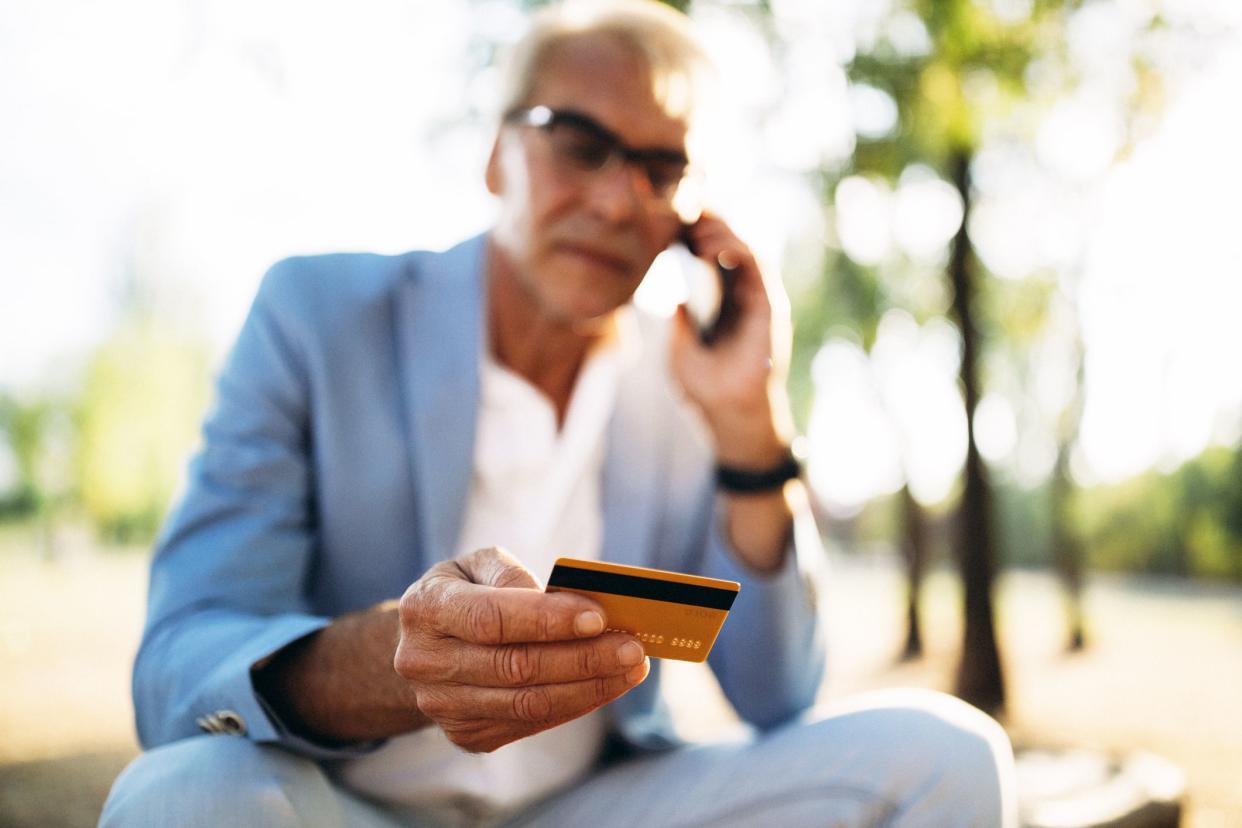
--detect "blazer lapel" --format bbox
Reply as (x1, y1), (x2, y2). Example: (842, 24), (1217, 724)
(394, 234), (486, 567)
(395, 240), (666, 573)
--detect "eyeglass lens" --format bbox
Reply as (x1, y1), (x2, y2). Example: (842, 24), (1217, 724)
(543, 116), (687, 201)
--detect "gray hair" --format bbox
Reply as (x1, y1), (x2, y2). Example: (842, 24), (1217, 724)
(495, 0), (713, 122)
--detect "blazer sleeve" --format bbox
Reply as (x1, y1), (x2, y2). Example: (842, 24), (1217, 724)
(132, 260), (374, 759)
(633, 310), (826, 733)
(699, 493), (826, 730)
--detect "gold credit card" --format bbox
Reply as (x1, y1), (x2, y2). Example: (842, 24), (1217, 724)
(546, 558), (740, 663)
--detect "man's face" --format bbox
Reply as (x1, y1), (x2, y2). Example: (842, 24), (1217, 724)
(487, 34), (688, 327)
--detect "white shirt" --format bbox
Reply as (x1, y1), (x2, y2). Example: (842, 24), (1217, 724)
(335, 316), (636, 815)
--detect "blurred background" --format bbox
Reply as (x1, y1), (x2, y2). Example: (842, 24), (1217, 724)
(1, 0), (1239, 825)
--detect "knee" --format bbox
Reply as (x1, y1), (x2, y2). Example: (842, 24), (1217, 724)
(879, 689), (1011, 773)
(855, 689), (1016, 824)
(100, 736), (335, 828)
(814, 690), (1018, 824)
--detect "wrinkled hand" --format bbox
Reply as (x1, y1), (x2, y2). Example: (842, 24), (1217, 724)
(670, 214), (795, 467)
(393, 547), (648, 753)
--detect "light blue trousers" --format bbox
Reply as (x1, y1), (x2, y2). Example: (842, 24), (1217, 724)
(100, 689), (1016, 827)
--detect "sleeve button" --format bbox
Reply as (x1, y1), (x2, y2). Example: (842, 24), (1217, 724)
(216, 710), (247, 735)
(197, 710), (247, 736)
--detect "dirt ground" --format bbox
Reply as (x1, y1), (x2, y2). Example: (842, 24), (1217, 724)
(2, 534), (1240, 827)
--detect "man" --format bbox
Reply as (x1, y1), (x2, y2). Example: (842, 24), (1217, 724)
(102, 2), (1016, 825)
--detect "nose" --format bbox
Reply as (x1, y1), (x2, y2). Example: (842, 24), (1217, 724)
(585, 156), (647, 225)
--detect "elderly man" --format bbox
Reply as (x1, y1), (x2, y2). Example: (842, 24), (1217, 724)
(101, 2), (1016, 826)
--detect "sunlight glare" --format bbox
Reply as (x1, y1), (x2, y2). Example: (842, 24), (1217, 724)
(807, 339), (903, 515)
(835, 176), (894, 266)
(893, 165), (964, 262)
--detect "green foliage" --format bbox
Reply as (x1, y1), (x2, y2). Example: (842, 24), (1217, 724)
(995, 479), (1053, 567)
(0, 396), (51, 516)
(985, 274), (1056, 347)
(834, 478), (1055, 569)
(75, 321), (212, 544)
(791, 0), (1084, 377)
(833, 442), (1242, 582)
(850, 0), (1073, 177)
(0, 394), (76, 524)
(1077, 446), (1242, 580)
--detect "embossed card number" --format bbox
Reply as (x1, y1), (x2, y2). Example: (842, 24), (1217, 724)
(545, 558), (740, 663)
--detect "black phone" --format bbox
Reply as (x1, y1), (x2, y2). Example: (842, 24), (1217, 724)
(671, 224), (740, 346)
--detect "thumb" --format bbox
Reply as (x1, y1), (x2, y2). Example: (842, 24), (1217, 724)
(459, 546), (541, 590)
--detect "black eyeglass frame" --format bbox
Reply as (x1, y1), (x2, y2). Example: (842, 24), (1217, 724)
(503, 105), (691, 200)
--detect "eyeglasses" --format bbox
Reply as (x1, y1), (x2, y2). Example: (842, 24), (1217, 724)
(504, 105), (692, 209)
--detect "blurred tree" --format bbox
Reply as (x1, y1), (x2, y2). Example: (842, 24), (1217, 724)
(979, 9), (1190, 651)
(0, 393), (78, 558)
(1050, 326), (1087, 649)
(1078, 444), (1242, 581)
(898, 482), (931, 659)
(0, 392), (77, 553)
(798, 0), (1198, 706)
(944, 145), (1006, 710)
(989, 270), (1088, 649)
(789, 5), (1049, 712)
(791, 240), (937, 660)
(0, 395), (51, 517)
(1218, 448), (1242, 578)
(75, 321), (211, 544)
(815, 0), (1090, 711)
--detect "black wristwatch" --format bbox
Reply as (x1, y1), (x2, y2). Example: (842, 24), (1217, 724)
(715, 443), (804, 494)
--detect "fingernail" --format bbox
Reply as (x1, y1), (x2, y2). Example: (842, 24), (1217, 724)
(626, 659), (649, 684)
(617, 641), (643, 666)
(575, 611), (604, 636)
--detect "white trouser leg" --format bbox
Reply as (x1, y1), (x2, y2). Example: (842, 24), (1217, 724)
(505, 688), (1016, 828)
(98, 736), (419, 828)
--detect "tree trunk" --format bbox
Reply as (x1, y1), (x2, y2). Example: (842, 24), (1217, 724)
(900, 484), (928, 661)
(946, 148), (1006, 713)
(1051, 328), (1087, 652)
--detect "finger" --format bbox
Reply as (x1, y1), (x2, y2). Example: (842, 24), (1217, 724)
(686, 219), (753, 265)
(417, 633), (645, 688)
(425, 660), (650, 725)
(684, 230), (766, 306)
(457, 546), (541, 590)
(434, 579), (608, 644)
(684, 210), (729, 241)
(695, 237), (753, 278)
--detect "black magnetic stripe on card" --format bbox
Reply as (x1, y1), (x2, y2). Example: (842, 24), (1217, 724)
(548, 566), (738, 611)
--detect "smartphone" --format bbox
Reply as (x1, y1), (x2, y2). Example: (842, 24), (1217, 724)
(671, 224), (739, 346)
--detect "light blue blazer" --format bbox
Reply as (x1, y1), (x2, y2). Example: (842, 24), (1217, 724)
(134, 233), (825, 760)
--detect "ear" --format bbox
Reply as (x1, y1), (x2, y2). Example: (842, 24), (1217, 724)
(485, 133), (504, 196)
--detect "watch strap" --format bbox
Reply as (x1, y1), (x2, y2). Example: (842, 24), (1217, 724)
(715, 450), (802, 494)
